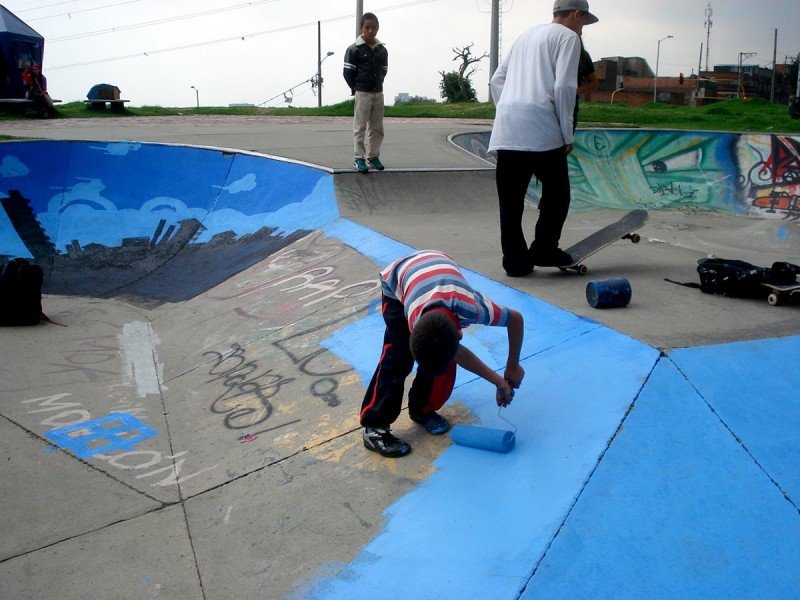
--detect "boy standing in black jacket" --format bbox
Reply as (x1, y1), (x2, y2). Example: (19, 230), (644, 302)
(343, 12), (388, 173)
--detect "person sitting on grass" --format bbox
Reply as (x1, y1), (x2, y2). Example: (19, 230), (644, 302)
(360, 249), (525, 458)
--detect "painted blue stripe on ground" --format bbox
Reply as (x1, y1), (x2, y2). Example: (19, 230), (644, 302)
(307, 327), (658, 598)
(671, 336), (800, 507)
(523, 357), (800, 599)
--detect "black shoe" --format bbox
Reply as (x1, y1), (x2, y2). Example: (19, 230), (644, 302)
(533, 248), (573, 267)
(504, 265), (533, 277)
(503, 257), (533, 277)
(363, 427), (411, 457)
(410, 411), (451, 435)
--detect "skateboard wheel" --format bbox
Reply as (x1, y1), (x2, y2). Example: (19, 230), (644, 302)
(631, 234), (641, 243)
(768, 293), (781, 306)
(577, 265), (588, 275)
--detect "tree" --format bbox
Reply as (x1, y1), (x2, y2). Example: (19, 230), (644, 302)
(439, 43), (488, 103)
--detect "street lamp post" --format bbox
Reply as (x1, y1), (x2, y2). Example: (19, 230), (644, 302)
(737, 51), (756, 98)
(653, 35), (673, 103)
(190, 85), (199, 108)
(316, 21), (335, 108)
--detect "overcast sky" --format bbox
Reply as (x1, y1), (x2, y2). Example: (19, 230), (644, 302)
(6, 0), (799, 107)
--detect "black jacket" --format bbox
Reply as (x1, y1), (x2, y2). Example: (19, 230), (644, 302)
(343, 36), (388, 93)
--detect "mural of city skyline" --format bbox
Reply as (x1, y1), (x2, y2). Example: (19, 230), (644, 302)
(0, 141), (338, 302)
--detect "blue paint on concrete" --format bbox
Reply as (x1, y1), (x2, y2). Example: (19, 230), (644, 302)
(523, 358), (800, 598)
(197, 174), (337, 241)
(306, 327), (659, 599)
(0, 141), (332, 259)
(671, 336), (800, 507)
(323, 218), (414, 267)
(315, 214), (800, 598)
(44, 412), (158, 460)
(6, 140), (795, 596)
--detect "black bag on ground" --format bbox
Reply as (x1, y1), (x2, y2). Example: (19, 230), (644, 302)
(666, 258), (800, 298)
(0, 258), (44, 325)
(768, 261), (800, 285)
(694, 258), (770, 298)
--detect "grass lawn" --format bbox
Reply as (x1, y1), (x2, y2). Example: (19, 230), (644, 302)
(1, 97), (798, 134)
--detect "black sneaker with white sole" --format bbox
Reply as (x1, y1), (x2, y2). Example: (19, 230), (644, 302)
(363, 427), (412, 457)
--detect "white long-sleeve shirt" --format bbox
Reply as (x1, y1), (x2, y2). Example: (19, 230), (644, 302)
(488, 23), (580, 153)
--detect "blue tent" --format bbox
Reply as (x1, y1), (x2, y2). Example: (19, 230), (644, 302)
(0, 4), (45, 98)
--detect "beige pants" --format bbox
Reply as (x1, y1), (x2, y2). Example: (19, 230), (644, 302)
(353, 91), (385, 159)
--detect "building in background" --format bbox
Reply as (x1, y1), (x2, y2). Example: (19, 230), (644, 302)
(591, 55), (796, 106)
(0, 5), (45, 99)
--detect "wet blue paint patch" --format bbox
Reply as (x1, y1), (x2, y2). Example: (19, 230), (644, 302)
(44, 412), (157, 460)
(303, 327), (658, 598)
(524, 358), (800, 598)
(671, 336), (800, 507)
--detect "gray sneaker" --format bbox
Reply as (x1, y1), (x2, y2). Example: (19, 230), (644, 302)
(354, 157), (369, 173)
(363, 427), (411, 457)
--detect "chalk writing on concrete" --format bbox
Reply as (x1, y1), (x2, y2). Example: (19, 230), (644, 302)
(23, 393), (216, 487)
(44, 412), (157, 459)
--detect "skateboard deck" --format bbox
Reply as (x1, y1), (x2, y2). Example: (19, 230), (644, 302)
(558, 209), (649, 274)
(761, 281), (800, 306)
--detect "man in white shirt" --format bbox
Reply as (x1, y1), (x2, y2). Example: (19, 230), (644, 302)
(488, 0), (599, 275)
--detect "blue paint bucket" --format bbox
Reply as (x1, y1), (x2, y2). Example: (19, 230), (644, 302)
(586, 277), (632, 309)
(450, 424), (515, 453)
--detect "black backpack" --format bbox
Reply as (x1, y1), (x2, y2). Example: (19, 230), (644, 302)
(695, 258), (770, 298)
(666, 258), (800, 298)
(0, 258), (45, 325)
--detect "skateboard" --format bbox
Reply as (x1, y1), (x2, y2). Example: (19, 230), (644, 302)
(761, 281), (800, 306)
(557, 209), (649, 275)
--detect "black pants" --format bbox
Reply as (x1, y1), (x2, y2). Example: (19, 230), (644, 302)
(359, 296), (456, 428)
(495, 148), (571, 272)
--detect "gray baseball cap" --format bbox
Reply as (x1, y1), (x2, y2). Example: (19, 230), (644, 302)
(553, 0), (599, 24)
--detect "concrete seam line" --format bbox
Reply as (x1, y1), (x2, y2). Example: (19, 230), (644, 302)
(516, 353), (663, 599)
(668, 356), (800, 516)
(0, 411), (166, 505)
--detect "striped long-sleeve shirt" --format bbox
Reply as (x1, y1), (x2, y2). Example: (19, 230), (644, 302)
(380, 250), (510, 331)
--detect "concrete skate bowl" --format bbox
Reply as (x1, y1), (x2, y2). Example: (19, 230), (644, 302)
(1, 138), (799, 599)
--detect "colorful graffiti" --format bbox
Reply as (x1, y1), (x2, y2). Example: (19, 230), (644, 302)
(451, 130), (800, 220)
(738, 135), (800, 220)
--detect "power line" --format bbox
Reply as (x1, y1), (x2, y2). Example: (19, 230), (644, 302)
(15, 0), (85, 13)
(48, 0), (438, 70)
(48, 0), (282, 41)
(27, 0), (142, 21)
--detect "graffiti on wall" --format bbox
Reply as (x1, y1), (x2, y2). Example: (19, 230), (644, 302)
(450, 130), (800, 219)
(738, 135), (800, 220)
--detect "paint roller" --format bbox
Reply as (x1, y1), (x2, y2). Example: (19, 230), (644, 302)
(450, 389), (518, 453)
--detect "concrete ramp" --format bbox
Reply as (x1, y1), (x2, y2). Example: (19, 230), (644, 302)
(1, 138), (798, 599)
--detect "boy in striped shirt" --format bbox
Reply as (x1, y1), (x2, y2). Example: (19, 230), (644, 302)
(360, 250), (525, 457)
